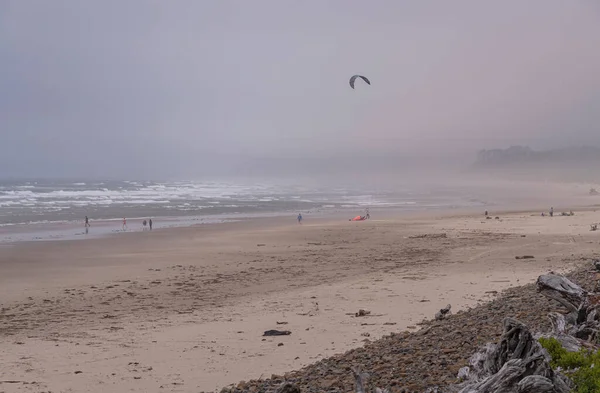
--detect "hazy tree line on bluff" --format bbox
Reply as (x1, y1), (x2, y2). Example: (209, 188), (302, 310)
(470, 146), (600, 183)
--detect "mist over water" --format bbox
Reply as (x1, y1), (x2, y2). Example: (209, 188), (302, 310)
(1, 171), (594, 230)
(0, 177), (483, 227)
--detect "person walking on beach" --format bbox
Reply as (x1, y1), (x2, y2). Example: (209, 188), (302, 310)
(142, 219), (147, 231)
(550, 207), (554, 217)
(85, 216), (90, 234)
(149, 218), (153, 231)
(122, 217), (127, 231)
(297, 213), (303, 224)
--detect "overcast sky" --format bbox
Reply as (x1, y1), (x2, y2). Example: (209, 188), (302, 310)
(1, 1), (599, 179)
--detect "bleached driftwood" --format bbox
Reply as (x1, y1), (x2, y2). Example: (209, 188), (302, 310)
(534, 312), (581, 352)
(536, 273), (587, 315)
(537, 273), (600, 342)
(351, 367), (369, 393)
(450, 273), (600, 393)
(435, 304), (452, 321)
(453, 318), (572, 393)
(351, 367), (389, 393)
(275, 382), (301, 393)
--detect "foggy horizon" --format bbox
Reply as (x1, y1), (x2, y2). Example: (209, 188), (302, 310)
(2, 1), (600, 180)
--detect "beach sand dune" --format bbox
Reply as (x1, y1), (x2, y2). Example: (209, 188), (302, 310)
(1, 210), (599, 392)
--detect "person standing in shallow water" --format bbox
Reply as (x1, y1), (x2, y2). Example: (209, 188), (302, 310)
(122, 217), (127, 231)
(149, 218), (153, 231)
(85, 216), (90, 234)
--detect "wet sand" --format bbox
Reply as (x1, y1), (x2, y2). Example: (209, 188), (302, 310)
(1, 209), (599, 392)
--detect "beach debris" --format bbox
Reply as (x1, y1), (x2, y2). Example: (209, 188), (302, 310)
(74, 370), (83, 374)
(535, 312), (582, 352)
(409, 233), (447, 239)
(515, 255), (535, 260)
(276, 321), (288, 325)
(494, 216), (500, 220)
(349, 75), (370, 89)
(351, 367), (370, 393)
(455, 318), (571, 393)
(257, 244), (266, 247)
(297, 301), (319, 316)
(535, 273), (600, 346)
(435, 304), (452, 320)
(536, 273), (587, 315)
(263, 330), (291, 337)
(591, 224), (598, 231)
(593, 259), (600, 271)
(355, 309), (371, 317)
(351, 368), (389, 393)
(219, 270), (600, 393)
(275, 382), (301, 393)
(277, 343), (284, 347)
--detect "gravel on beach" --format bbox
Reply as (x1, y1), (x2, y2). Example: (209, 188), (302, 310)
(219, 261), (596, 393)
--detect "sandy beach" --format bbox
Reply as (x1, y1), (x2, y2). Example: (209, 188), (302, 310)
(1, 209), (600, 392)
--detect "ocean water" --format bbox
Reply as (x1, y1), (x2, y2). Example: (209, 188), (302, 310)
(0, 179), (486, 242)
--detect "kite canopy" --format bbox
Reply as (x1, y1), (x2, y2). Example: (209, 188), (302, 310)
(349, 75), (371, 89)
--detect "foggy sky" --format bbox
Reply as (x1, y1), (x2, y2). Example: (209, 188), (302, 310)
(1, 1), (600, 179)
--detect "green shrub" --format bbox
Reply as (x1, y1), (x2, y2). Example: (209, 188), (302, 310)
(538, 337), (600, 393)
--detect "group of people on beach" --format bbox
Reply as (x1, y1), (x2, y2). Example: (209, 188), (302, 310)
(122, 217), (153, 231)
(83, 216), (154, 234)
(298, 207), (371, 224)
(540, 207), (574, 217)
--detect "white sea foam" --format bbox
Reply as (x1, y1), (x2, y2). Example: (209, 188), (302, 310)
(0, 179), (484, 227)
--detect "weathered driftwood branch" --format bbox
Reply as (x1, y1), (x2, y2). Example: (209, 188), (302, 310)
(449, 273), (600, 393)
(536, 273), (600, 343)
(275, 382), (300, 393)
(351, 367), (390, 393)
(534, 312), (581, 352)
(453, 317), (572, 393)
(536, 273), (587, 314)
(351, 367), (369, 393)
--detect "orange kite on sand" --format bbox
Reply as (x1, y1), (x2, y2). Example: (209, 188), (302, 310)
(350, 215), (366, 221)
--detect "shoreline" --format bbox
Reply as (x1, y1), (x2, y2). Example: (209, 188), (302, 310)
(0, 199), (592, 245)
(2, 208), (600, 392)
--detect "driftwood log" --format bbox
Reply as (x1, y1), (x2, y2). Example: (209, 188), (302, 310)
(536, 273), (600, 342)
(452, 318), (572, 393)
(449, 272), (600, 393)
(536, 273), (587, 316)
(351, 367), (390, 393)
